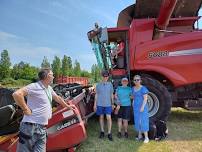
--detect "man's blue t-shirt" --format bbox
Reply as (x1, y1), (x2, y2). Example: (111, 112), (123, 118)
(116, 86), (132, 106)
(96, 82), (113, 107)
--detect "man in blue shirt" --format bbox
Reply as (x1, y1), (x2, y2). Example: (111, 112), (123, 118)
(94, 70), (114, 141)
(115, 77), (132, 138)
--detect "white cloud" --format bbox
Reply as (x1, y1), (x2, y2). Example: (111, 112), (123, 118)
(0, 31), (19, 41)
(0, 30), (95, 70)
(50, 1), (64, 8)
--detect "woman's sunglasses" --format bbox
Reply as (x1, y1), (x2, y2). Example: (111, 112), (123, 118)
(133, 79), (140, 82)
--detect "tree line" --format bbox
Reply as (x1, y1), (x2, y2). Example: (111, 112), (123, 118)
(0, 50), (101, 86)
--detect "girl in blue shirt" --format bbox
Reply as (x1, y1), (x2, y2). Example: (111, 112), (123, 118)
(115, 77), (132, 138)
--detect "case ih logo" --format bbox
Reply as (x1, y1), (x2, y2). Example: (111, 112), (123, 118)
(148, 51), (169, 59)
(57, 118), (78, 131)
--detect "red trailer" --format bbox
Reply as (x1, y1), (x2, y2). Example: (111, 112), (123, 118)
(55, 76), (88, 86)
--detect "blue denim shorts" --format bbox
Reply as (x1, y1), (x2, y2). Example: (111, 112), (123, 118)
(16, 122), (47, 152)
(96, 106), (112, 115)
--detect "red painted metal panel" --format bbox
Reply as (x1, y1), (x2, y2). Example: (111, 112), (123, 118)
(133, 31), (202, 87)
(129, 19), (155, 70)
(110, 69), (126, 76)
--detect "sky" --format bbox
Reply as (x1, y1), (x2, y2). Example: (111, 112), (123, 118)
(0, 0), (201, 71)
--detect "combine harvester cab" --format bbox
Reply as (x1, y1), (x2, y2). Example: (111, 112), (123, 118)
(0, 83), (95, 152)
(88, 0), (202, 122)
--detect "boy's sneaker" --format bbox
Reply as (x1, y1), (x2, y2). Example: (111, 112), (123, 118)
(99, 132), (105, 139)
(117, 132), (122, 138)
(108, 133), (113, 141)
(124, 132), (128, 138)
(144, 137), (149, 143)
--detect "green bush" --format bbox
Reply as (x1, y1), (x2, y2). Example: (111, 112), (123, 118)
(0, 78), (17, 85)
(16, 79), (32, 86)
(0, 78), (32, 87)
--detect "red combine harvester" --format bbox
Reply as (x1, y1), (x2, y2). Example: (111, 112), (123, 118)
(0, 83), (95, 152)
(88, 0), (202, 122)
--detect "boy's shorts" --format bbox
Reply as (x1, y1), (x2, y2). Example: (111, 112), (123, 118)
(96, 106), (112, 115)
(117, 106), (131, 120)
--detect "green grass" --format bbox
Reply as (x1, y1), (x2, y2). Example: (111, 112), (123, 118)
(77, 108), (202, 152)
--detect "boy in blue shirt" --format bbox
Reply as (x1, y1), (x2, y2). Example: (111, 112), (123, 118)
(94, 70), (114, 141)
(115, 77), (132, 138)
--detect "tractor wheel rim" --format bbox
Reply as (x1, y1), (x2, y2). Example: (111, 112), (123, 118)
(147, 92), (160, 118)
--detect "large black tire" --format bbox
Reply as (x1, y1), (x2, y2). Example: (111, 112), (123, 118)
(141, 77), (172, 122)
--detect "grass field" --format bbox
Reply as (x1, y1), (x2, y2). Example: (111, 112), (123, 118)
(77, 108), (202, 152)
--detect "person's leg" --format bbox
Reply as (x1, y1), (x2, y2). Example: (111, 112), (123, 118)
(143, 132), (149, 143)
(117, 118), (122, 138)
(96, 106), (105, 133)
(122, 106), (130, 133)
(138, 131), (142, 139)
(105, 106), (113, 141)
(123, 119), (129, 138)
(16, 122), (34, 152)
(99, 115), (105, 132)
(106, 114), (112, 134)
(106, 114), (113, 141)
(33, 125), (47, 152)
(96, 106), (105, 138)
(123, 119), (128, 133)
(144, 132), (148, 138)
(118, 118), (122, 132)
(141, 106), (149, 143)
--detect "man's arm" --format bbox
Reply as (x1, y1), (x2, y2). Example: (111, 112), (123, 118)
(12, 87), (32, 115)
(93, 93), (97, 112)
(93, 85), (98, 112)
(110, 84), (114, 105)
(52, 94), (73, 109)
(111, 93), (114, 105)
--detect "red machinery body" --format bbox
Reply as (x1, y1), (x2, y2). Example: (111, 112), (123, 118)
(128, 17), (202, 87)
(108, 16), (202, 87)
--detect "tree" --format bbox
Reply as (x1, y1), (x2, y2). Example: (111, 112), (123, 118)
(0, 50), (11, 79)
(73, 60), (81, 76)
(61, 55), (68, 76)
(41, 56), (50, 68)
(51, 56), (61, 78)
(81, 70), (91, 77)
(91, 64), (101, 83)
(67, 56), (73, 76)
(11, 61), (38, 80)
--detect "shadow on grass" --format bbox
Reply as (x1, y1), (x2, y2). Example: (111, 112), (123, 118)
(169, 108), (202, 121)
(166, 108), (202, 141)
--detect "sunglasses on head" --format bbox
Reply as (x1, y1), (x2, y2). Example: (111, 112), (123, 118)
(133, 79), (140, 82)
